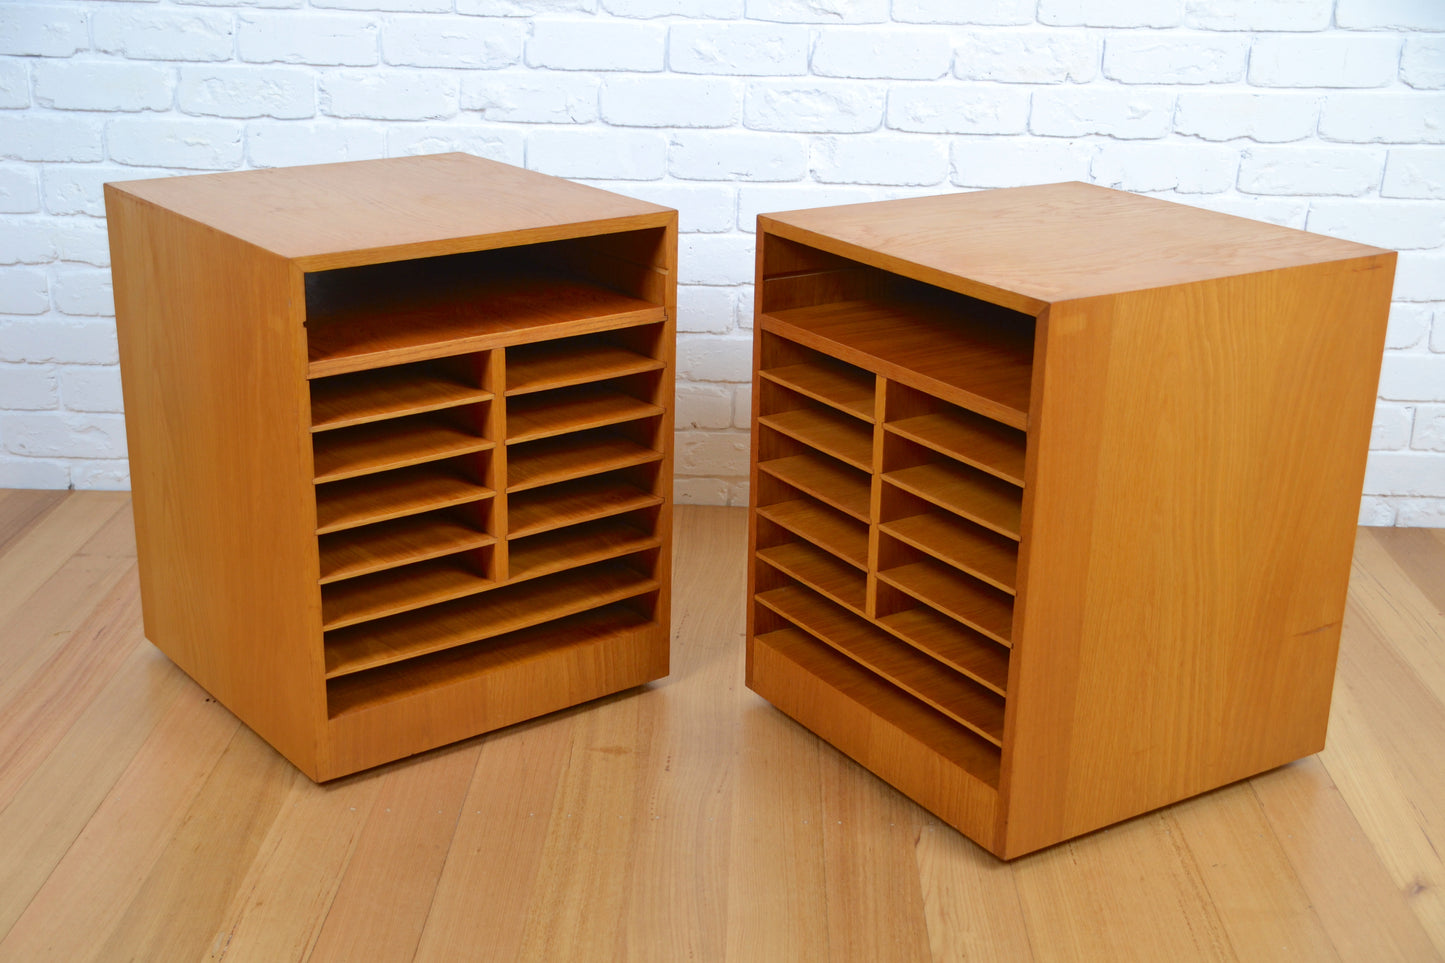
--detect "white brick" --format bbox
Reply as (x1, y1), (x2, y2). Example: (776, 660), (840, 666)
(527, 129), (666, 180)
(70, 460), (130, 491)
(0, 268), (47, 314)
(744, 0), (887, 22)
(527, 20), (665, 72)
(1372, 402), (1415, 450)
(1380, 353), (1445, 402)
(1307, 200), (1445, 250)
(888, 86), (1029, 135)
(1434, 313), (1445, 352)
(732, 381), (751, 427)
(615, 183), (734, 233)
(178, 66), (313, 119)
(811, 135), (948, 186)
(677, 284), (735, 332)
(1385, 303), (1434, 349)
(676, 429), (749, 476)
(1394, 252), (1445, 301)
(1092, 143), (1237, 193)
(736, 184), (873, 230)
(1184, 0), (1330, 31)
(1237, 147), (1382, 197)
(52, 268), (113, 316)
(1412, 404), (1445, 451)
(320, 70), (457, 121)
(725, 478), (749, 506)
(315, 0), (446, 11)
(1382, 149), (1445, 199)
(735, 283), (754, 325)
(1181, 193), (1309, 229)
(602, 76), (737, 128)
(1396, 497), (1445, 527)
(109, 117), (243, 170)
(674, 476), (728, 505)
(675, 382), (734, 429)
(669, 23), (807, 76)
(1040, 0), (1182, 28)
(43, 165), (172, 217)
(457, 0), (594, 13)
(55, 220), (110, 267)
(893, 0), (1034, 24)
(1336, 0), (1445, 30)
(383, 16), (523, 68)
(0, 457), (69, 489)
(604, 0), (741, 14)
(387, 126), (524, 165)
(0, 115), (103, 163)
(34, 61), (174, 113)
(93, 10), (232, 62)
(60, 366), (124, 412)
(1104, 35), (1247, 85)
(177, 0), (302, 8)
(0, 61), (27, 109)
(0, 167), (39, 214)
(246, 122), (385, 168)
(238, 13), (379, 66)
(462, 72), (597, 124)
(745, 80), (884, 133)
(0, 363), (58, 409)
(0, 218), (57, 264)
(0, 5), (88, 57)
(1358, 495), (1396, 525)
(1030, 89), (1174, 139)
(811, 28), (952, 80)
(1, 412), (127, 459)
(952, 137), (1097, 188)
(1320, 94), (1445, 145)
(669, 131), (805, 182)
(954, 30), (1098, 84)
(1175, 92), (1318, 143)
(0, 319), (118, 364)
(679, 236), (754, 286)
(1363, 451), (1445, 497)
(1401, 38), (1445, 90)
(678, 334), (752, 380)
(1249, 36), (1399, 89)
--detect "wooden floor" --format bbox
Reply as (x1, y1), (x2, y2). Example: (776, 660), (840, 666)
(0, 491), (1441, 962)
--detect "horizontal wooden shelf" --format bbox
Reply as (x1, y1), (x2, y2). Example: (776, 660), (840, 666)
(310, 364), (490, 432)
(312, 415), (493, 484)
(757, 584), (1004, 745)
(321, 554), (492, 631)
(508, 517), (659, 583)
(757, 498), (868, 570)
(508, 474), (662, 539)
(759, 360), (874, 422)
(758, 453), (871, 523)
(759, 406), (873, 472)
(314, 465), (492, 535)
(506, 339), (663, 396)
(881, 513), (1018, 595)
(885, 409), (1026, 487)
(506, 386), (664, 444)
(506, 432), (663, 493)
(879, 560), (1014, 647)
(323, 559), (659, 678)
(318, 512), (494, 584)
(883, 462), (1022, 540)
(765, 298), (1033, 430)
(307, 269), (666, 379)
(877, 607), (1009, 692)
(757, 540), (866, 614)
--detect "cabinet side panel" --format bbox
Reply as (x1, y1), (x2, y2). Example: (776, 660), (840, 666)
(1001, 255), (1395, 857)
(106, 189), (325, 777)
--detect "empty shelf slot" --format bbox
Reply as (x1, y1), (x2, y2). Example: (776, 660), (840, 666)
(507, 432), (663, 493)
(314, 464), (492, 535)
(506, 385), (664, 444)
(508, 474), (663, 539)
(507, 339), (663, 395)
(310, 364), (490, 432)
(757, 540), (866, 614)
(760, 361), (874, 422)
(757, 498), (868, 570)
(757, 584), (1004, 745)
(885, 410), (1026, 487)
(879, 559), (1014, 646)
(877, 607), (1009, 692)
(312, 414), (492, 484)
(509, 517), (660, 583)
(881, 513), (1018, 594)
(324, 559), (659, 678)
(759, 406), (873, 472)
(319, 512), (494, 584)
(883, 463), (1021, 540)
(759, 453), (871, 522)
(321, 553), (492, 631)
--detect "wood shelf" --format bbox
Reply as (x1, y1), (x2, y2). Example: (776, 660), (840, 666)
(882, 463), (1022, 541)
(508, 474), (662, 539)
(314, 465), (492, 535)
(757, 498), (868, 570)
(760, 361), (874, 422)
(506, 339), (663, 396)
(312, 415), (493, 484)
(881, 513), (1018, 594)
(885, 410), (1025, 487)
(318, 512), (494, 584)
(321, 554), (492, 631)
(878, 560), (1013, 647)
(758, 453), (871, 522)
(310, 364), (490, 432)
(506, 431), (663, 493)
(506, 385), (664, 444)
(759, 406), (873, 472)
(877, 606), (1009, 694)
(756, 540), (867, 614)
(508, 517), (659, 583)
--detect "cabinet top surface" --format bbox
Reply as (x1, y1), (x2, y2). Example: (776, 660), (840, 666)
(105, 153), (673, 267)
(760, 182), (1390, 309)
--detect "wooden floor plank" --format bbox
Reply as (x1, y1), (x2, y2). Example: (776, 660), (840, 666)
(914, 818), (1035, 962)
(0, 488), (67, 556)
(0, 491), (126, 626)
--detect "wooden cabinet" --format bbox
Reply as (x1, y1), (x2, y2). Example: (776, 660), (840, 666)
(106, 154), (676, 781)
(746, 182), (1396, 859)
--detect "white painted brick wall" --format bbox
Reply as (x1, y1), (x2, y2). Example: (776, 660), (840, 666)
(0, 3), (1440, 523)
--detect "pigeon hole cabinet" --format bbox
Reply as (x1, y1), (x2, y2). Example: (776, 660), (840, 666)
(745, 183), (1396, 859)
(106, 154), (676, 780)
